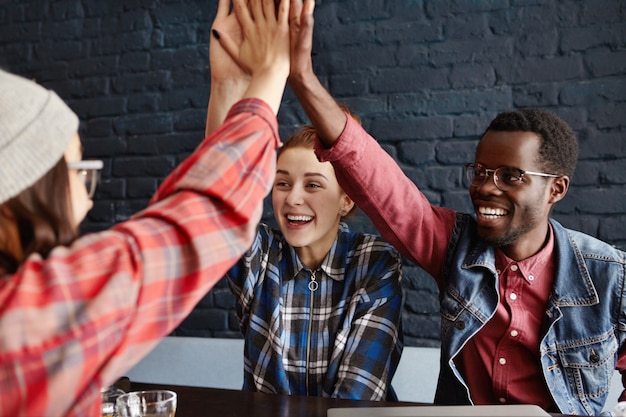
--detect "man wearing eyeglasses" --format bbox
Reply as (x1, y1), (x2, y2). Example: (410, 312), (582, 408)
(286, 1), (626, 415)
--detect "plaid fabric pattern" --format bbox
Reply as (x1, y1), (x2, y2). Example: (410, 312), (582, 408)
(227, 223), (403, 401)
(0, 99), (280, 417)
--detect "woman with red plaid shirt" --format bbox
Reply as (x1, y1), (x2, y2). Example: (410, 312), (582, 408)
(0, 0), (290, 415)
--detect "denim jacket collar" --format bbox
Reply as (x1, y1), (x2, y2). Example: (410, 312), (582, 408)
(551, 219), (599, 307)
(460, 219), (600, 308)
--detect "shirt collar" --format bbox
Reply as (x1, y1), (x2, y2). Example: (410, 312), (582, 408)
(283, 223), (350, 282)
(494, 224), (555, 283)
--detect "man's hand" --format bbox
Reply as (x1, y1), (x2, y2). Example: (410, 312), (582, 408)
(288, 0), (316, 79)
(282, 0), (346, 147)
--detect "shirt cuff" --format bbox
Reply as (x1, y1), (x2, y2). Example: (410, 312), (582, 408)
(314, 114), (368, 168)
(228, 98), (282, 149)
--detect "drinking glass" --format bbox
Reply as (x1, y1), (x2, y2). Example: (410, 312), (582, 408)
(101, 385), (126, 417)
(116, 390), (177, 417)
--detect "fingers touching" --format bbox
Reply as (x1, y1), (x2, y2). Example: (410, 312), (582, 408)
(210, 0), (317, 114)
(217, 0), (290, 76)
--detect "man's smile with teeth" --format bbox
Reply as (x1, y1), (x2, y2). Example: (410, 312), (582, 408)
(478, 206), (508, 217)
(287, 214), (313, 223)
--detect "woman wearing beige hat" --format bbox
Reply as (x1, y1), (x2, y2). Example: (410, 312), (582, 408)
(0, 0), (290, 415)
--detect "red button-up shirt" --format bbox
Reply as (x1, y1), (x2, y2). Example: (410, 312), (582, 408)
(0, 99), (280, 417)
(455, 227), (557, 411)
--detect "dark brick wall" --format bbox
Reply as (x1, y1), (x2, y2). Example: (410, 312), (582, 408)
(1, 0), (624, 347)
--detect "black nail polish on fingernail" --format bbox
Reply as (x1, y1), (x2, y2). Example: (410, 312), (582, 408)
(212, 29), (221, 40)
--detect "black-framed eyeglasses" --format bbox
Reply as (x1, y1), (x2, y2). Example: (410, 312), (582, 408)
(465, 163), (560, 192)
(67, 160), (103, 198)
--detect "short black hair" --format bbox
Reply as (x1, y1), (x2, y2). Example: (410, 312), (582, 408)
(482, 108), (579, 178)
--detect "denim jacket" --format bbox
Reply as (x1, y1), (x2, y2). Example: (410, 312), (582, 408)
(436, 214), (626, 416)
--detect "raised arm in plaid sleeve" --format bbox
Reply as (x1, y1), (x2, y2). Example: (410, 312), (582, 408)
(0, 99), (280, 417)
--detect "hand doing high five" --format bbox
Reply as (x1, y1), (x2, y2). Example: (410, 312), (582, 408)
(206, 0), (251, 135)
(288, 0), (316, 79)
(210, 0), (248, 86)
(285, 0), (346, 147)
(213, 0), (290, 116)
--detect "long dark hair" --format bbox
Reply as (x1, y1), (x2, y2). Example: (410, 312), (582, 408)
(0, 158), (77, 273)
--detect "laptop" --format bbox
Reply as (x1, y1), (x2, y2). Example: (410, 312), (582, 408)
(327, 404), (551, 417)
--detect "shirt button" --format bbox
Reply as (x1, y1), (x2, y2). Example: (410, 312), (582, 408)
(499, 358), (507, 365)
(510, 330), (519, 337)
(499, 397), (507, 403)
(496, 269), (501, 275)
(510, 293), (517, 300)
(528, 275), (535, 281)
(511, 264), (518, 271)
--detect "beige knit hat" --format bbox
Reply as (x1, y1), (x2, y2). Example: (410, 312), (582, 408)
(0, 69), (79, 204)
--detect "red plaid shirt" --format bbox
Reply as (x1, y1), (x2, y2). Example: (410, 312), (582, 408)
(0, 99), (280, 417)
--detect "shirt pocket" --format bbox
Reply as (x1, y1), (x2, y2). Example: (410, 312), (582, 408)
(439, 290), (489, 344)
(556, 335), (617, 399)
(440, 291), (465, 335)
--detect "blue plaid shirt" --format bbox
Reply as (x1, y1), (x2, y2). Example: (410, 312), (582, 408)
(227, 223), (403, 400)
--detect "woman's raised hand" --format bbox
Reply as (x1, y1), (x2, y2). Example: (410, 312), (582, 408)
(214, 0), (290, 114)
(210, 0), (249, 85)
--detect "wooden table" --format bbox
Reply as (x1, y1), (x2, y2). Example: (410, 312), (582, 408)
(129, 381), (569, 417)
(130, 381), (422, 417)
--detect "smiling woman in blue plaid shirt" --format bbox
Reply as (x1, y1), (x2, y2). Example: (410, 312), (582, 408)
(203, 2), (402, 399)
(226, 118), (404, 401)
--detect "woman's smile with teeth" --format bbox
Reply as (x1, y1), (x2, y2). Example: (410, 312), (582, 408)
(478, 206), (507, 217)
(287, 214), (313, 224)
